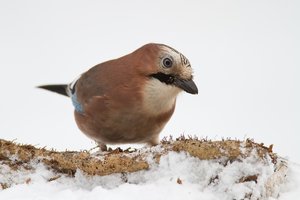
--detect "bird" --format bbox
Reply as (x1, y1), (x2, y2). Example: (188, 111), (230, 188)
(38, 43), (198, 151)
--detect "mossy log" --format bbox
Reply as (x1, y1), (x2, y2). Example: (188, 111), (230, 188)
(0, 137), (288, 196)
(0, 138), (275, 176)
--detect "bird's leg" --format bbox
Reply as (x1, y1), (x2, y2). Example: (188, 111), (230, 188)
(146, 136), (160, 147)
(89, 142), (108, 156)
(97, 142), (108, 152)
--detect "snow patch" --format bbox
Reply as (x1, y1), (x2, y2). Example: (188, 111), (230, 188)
(1, 149), (297, 200)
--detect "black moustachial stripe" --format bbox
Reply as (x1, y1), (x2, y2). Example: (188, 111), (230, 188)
(150, 73), (175, 85)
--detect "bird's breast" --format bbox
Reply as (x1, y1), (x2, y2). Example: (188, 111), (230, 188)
(142, 78), (181, 116)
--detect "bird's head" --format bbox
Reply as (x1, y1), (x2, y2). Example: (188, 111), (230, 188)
(133, 43), (198, 95)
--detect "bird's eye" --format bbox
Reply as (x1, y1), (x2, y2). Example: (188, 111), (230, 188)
(162, 57), (173, 68)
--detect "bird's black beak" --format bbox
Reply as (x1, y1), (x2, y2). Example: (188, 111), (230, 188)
(173, 78), (198, 94)
(150, 72), (198, 94)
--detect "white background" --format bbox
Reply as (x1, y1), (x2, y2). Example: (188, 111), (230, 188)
(0, 0), (299, 162)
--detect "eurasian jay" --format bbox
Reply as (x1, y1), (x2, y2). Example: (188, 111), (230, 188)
(38, 43), (198, 151)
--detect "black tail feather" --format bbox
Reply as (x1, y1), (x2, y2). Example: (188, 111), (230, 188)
(37, 84), (69, 97)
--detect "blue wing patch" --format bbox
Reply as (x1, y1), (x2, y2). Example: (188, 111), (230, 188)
(71, 93), (84, 113)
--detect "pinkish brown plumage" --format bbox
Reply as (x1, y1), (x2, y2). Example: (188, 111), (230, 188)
(38, 43), (198, 151)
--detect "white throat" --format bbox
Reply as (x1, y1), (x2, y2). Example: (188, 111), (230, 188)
(143, 78), (181, 115)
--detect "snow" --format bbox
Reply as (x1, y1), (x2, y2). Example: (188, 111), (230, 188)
(1, 149), (299, 200)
